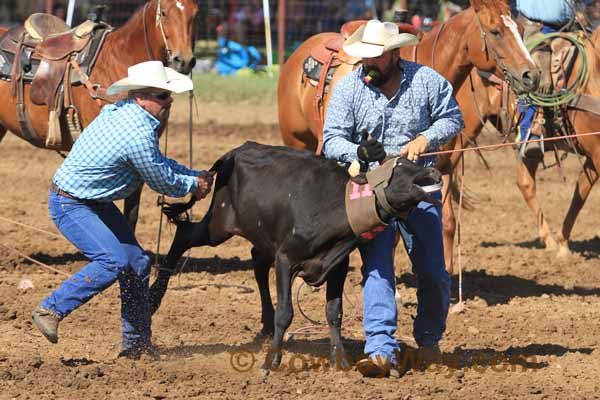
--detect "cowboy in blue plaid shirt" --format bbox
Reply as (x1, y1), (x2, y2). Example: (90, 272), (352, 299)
(324, 20), (463, 377)
(31, 61), (214, 359)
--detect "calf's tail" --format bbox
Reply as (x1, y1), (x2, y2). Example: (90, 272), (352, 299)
(150, 150), (238, 315)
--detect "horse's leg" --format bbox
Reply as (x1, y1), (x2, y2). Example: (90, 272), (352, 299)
(123, 184), (143, 231)
(558, 156), (599, 257)
(516, 157), (558, 250)
(441, 172), (455, 274)
(251, 246), (275, 338)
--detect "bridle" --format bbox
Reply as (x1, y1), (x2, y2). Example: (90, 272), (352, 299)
(474, 12), (521, 90)
(143, 0), (173, 62)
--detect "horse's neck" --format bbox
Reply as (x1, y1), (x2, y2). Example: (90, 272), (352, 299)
(91, 1), (164, 86)
(403, 9), (475, 89)
(581, 30), (600, 94)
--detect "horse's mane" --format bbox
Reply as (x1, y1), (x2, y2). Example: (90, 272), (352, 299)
(472, 0), (510, 15)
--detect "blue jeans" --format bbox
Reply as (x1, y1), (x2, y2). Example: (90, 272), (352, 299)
(360, 191), (450, 364)
(41, 191), (151, 350)
(519, 24), (558, 142)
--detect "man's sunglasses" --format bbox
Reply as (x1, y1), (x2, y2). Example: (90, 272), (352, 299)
(149, 92), (171, 101)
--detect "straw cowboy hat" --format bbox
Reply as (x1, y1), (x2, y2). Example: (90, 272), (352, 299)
(107, 60), (193, 95)
(343, 19), (419, 59)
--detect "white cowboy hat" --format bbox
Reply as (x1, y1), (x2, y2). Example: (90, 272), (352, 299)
(343, 19), (419, 59)
(107, 60), (193, 95)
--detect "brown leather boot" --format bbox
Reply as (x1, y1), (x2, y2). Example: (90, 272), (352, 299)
(31, 306), (60, 344)
(356, 356), (393, 378)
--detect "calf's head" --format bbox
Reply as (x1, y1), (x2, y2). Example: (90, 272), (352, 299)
(369, 157), (442, 218)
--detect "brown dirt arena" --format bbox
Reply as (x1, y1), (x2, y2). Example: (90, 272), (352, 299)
(0, 100), (599, 399)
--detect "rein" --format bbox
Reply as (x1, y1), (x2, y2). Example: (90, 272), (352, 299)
(430, 21), (447, 70)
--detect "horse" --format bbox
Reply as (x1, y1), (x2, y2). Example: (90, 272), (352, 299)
(446, 28), (600, 259)
(514, 29), (600, 257)
(277, 0), (540, 273)
(0, 0), (198, 230)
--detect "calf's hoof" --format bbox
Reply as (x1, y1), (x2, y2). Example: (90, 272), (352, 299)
(263, 349), (283, 371)
(331, 350), (352, 371)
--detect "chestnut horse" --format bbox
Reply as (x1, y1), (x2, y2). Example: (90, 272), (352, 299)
(448, 28), (600, 260)
(277, 0), (540, 273)
(0, 0), (198, 229)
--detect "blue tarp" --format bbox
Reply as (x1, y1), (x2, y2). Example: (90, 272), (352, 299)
(215, 37), (261, 76)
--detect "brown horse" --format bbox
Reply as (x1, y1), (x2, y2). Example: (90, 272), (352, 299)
(0, 0), (198, 229)
(515, 30), (600, 257)
(447, 29), (600, 260)
(277, 0), (540, 273)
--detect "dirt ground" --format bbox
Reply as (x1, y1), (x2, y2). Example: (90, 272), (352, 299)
(1, 100), (600, 400)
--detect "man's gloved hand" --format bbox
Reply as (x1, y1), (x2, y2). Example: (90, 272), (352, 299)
(357, 132), (386, 163)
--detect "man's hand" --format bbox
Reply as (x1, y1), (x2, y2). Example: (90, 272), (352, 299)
(400, 135), (429, 162)
(357, 134), (386, 163)
(193, 171), (216, 200)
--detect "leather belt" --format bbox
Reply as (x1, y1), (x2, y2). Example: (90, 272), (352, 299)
(50, 182), (87, 202)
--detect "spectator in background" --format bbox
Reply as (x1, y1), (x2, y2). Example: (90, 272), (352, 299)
(283, 0), (306, 47)
(440, 1), (464, 20)
(408, 0), (441, 31)
(53, 3), (66, 20)
(322, 0), (344, 32)
(346, 0), (376, 20)
(383, 0), (409, 23)
(247, 0), (264, 46)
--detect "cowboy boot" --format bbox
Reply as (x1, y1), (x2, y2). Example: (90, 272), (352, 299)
(356, 356), (393, 378)
(31, 306), (60, 344)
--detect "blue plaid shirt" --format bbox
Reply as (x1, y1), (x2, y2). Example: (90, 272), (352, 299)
(53, 99), (200, 202)
(323, 61), (464, 167)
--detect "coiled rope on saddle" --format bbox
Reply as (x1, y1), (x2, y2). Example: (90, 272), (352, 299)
(525, 31), (589, 107)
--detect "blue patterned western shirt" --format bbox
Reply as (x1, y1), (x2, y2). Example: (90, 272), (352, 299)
(53, 99), (200, 202)
(323, 61), (464, 167)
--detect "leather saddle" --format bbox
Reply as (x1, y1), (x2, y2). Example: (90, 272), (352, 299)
(0, 13), (111, 147)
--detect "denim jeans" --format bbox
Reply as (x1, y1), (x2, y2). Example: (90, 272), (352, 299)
(41, 191), (151, 350)
(360, 191), (449, 364)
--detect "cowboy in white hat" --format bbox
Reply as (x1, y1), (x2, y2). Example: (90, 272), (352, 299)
(31, 61), (214, 359)
(322, 20), (464, 377)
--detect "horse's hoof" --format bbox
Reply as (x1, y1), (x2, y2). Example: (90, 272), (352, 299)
(557, 245), (571, 258)
(449, 301), (466, 314)
(544, 236), (558, 251)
